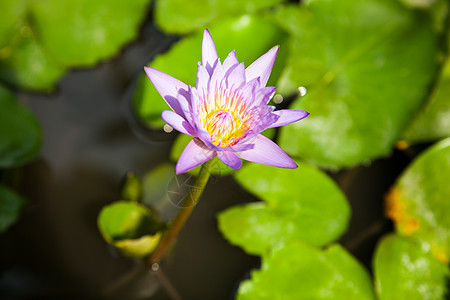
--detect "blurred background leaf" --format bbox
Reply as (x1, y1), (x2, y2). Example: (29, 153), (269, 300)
(133, 14), (288, 129)
(218, 162), (350, 255)
(237, 242), (376, 300)
(0, 184), (27, 233)
(0, 0), (152, 92)
(272, 0), (439, 169)
(155, 0), (285, 34)
(0, 85), (41, 168)
(373, 234), (449, 300)
(385, 138), (450, 264)
(402, 24), (450, 144)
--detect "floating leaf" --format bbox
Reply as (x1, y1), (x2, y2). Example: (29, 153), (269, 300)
(374, 234), (449, 299)
(133, 15), (287, 128)
(0, 10), (67, 91)
(218, 162), (350, 255)
(402, 46), (450, 143)
(238, 242), (376, 299)
(273, 0), (438, 169)
(0, 85), (41, 168)
(31, 0), (151, 66)
(0, 0), (27, 47)
(98, 201), (163, 258)
(385, 138), (450, 263)
(154, 0), (283, 34)
(0, 184), (27, 233)
(0, 0), (152, 91)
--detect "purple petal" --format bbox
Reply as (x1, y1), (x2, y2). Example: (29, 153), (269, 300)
(240, 77), (259, 105)
(226, 62), (245, 90)
(177, 93), (193, 125)
(209, 62), (225, 92)
(202, 29), (218, 69)
(267, 110), (310, 128)
(222, 50), (239, 74)
(176, 138), (216, 174)
(161, 110), (196, 136)
(237, 134), (297, 168)
(245, 46), (279, 87)
(144, 67), (188, 117)
(254, 86), (277, 106)
(217, 151), (242, 170)
(196, 63), (210, 95)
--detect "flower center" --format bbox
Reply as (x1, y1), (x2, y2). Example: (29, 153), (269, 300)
(198, 89), (251, 147)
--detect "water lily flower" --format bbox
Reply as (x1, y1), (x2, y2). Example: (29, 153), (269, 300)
(145, 29), (309, 174)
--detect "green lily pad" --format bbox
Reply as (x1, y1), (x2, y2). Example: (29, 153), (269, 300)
(0, 85), (41, 168)
(273, 0), (438, 169)
(133, 14), (287, 128)
(385, 138), (450, 263)
(218, 162), (350, 255)
(237, 242), (376, 299)
(0, 0), (27, 48)
(0, 0), (152, 92)
(373, 234), (449, 300)
(154, 0), (283, 34)
(98, 201), (163, 258)
(402, 42), (450, 144)
(0, 22), (67, 92)
(31, 0), (151, 66)
(0, 184), (27, 233)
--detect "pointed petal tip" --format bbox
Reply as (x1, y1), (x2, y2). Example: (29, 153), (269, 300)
(202, 29), (218, 67)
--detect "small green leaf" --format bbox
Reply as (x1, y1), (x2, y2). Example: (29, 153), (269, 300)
(237, 242), (376, 299)
(385, 138), (450, 264)
(98, 201), (163, 258)
(218, 162), (350, 255)
(273, 0), (438, 169)
(154, 0), (284, 34)
(0, 184), (27, 233)
(0, 85), (41, 168)
(31, 0), (152, 66)
(374, 234), (449, 300)
(120, 171), (143, 202)
(133, 14), (287, 128)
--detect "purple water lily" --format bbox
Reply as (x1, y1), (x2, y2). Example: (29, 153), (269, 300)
(145, 29), (309, 174)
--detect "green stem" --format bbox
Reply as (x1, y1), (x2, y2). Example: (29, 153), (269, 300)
(147, 160), (212, 267)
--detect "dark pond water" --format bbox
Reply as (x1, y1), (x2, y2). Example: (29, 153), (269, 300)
(0, 15), (411, 300)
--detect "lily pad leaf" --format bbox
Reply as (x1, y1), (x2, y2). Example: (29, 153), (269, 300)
(98, 201), (163, 258)
(237, 242), (376, 300)
(133, 14), (287, 129)
(154, 0), (284, 34)
(273, 0), (438, 169)
(385, 138), (450, 263)
(0, 0), (152, 92)
(31, 0), (152, 66)
(0, 184), (27, 233)
(218, 162), (350, 255)
(0, 85), (41, 168)
(374, 234), (449, 300)
(402, 51), (450, 144)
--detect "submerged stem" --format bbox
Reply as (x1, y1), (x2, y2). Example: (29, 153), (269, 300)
(147, 160), (213, 266)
